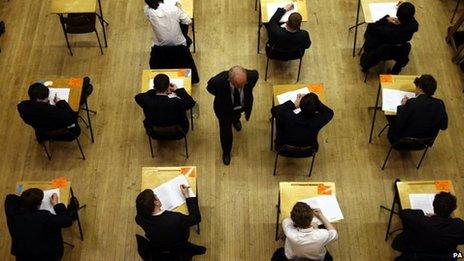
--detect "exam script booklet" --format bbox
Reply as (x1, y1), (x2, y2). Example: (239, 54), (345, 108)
(152, 174), (195, 211)
(299, 195), (344, 225)
(40, 188), (60, 215)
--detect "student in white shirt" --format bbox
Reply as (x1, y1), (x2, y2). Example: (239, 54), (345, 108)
(144, 0), (192, 47)
(272, 202), (338, 261)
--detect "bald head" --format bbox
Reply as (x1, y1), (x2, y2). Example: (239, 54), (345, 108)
(228, 66), (247, 88)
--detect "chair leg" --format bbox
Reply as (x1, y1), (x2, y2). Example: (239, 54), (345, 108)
(308, 154), (316, 177)
(273, 153), (279, 176)
(84, 100), (95, 143)
(42, 142), (52, 160)
(148, 136), (154, 158)
(63, 32), (73, 56)
(76, 138), (86, 160)
(381, 146), (394, 170)
(296, 58), (302, 82)
(95, 30), (103, 55)
(79, 116), (89, 128)
(265, 57), (270, 81)
(416, 146), (429, 170)
(364, 70), (369, 83)
(378, 124), (389, 137)
(184, 136), (189, 159)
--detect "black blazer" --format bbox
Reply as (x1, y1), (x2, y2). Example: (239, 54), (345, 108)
(392, 209), (464, 255)
(364, 15), (418, 51)
(389, 94), (448, 143)
(271, 100), (333, 151)
(206, 70), (259, 121)
(4, 194), (73, 260)
(135, 197), (201, 254)
(135, 89), (196, 132)
(265, 8), (311, 54)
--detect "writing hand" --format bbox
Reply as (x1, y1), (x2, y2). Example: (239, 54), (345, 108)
(180, 184), (190, 198)
(53, 93), (60, 104)
(50, 193), (59, 206)
(284, 3), (294, 12)
(401, 96), (409, 105)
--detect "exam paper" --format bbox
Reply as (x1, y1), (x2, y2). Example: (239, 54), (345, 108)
(276, 87), (309, 104)
(369, 3), (397, 22)
(48, 88), (70, 105)
(163, 0), (180, 6)
(409, 193), (436, 215)
(266, 2), (299, 23)
(300, 195), (344, 224)
(40, 188), (60, 215)
(152, 175), (194, 211)
(382, 88), (415, 113)
(149, 78), (184, 90)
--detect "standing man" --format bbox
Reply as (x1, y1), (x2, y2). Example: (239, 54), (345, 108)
(206, 66), (259, 165)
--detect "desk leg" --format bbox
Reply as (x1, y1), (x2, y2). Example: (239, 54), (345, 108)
(384, 189), (399, 241)
(351, 0), (361, 57)
(190, 108), (194, 131)
(97, 0), (108, 47)
(270, 116), (274, 151)
(275, 192), (280, 241)
(196, 178), (200, 234)
(84, 100), (95, 143)
(70, 187), (86, 241)
(368, 83), (381, 143)
(257, 3), (262, 54)
(451, 0), (462, 24)
(192, 18), (196, 53)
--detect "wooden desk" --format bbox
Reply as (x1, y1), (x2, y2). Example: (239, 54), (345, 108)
(140, 69), (192, 94)
(275, 182), (336, 240)
(36, 77), (83, 112)
(16, 181), (71, 205)
(141, 166), (197, 215)
(50, 0), (97, 14)
(270, 83), (325, 150)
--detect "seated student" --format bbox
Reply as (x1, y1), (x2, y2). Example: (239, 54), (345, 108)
(135, 185), (206, 260)
(361, 2), (418, 74)
(265, 3), (311, 60)
(17, 83), (81, 142)
(272, 202), (338, 261)
(5, 188), (73, 260)
(386, 74), (447, 144)
(271, 93), (333, 151)
(392, 192), (464, 260)
(134, 74), (196, 138)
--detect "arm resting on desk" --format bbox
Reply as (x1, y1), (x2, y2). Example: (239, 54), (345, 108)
(181, 197), (201, 228)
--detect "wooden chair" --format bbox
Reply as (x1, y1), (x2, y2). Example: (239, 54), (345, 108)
(59, 13), (103, 56)
(273, 145), (316, 177)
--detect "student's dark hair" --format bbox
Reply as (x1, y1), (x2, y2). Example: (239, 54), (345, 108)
(20, 188), (44, 212)
(28, 83), (49, 101)
(433, 192), (457, 218)
(287, 13), (302, 30)
(414, 74), (437, 96)
(300, 93), (319, 117)
(145, 0), (162, 9)
(290, 202), (313, 229)
(153, 74), (170, 93)
(396, 2), (415, 22)
(136, 189), (156, 216)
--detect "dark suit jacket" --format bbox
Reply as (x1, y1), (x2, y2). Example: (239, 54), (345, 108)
(392, 209), (464, 255)
(271, 100), (333, 151)
(17, 100), (80, 142)
(135, 88), (196, 133)
(206, 70), (259, 121)
(388, 94), (448, 143)
(364, 15), (418, 51)
(4, 194), (73, 260)
(265, 8), (311, 60)
(135, 197), (201, 255)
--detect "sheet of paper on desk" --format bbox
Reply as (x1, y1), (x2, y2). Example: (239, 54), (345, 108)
(382, 88), (415, 113)
(266, 2), (299, 23)
(163, 0), (180, 6)
(369, 3), (398, 22)
(409, 193), (436, 215)
(40, 188), (60, 215)
(300, 195), (344, 223)
(152, 175), (194, 211)
(276, 87), (309, 105)
(170, 78), (184, 89)
(48, 88), (70, 105)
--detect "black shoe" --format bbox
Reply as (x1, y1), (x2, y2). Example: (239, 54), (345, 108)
(233, 121), (242, 131)
(222, 153), (231, 165)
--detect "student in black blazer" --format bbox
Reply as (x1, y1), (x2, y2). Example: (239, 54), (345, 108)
(206, 66), (259, 165)
(5, 188), (73, 260)
(135, 186), (206, 260)
(361, 2), (418, 74)
(271, 93), (333, 151)
(17, 83), (80, 142)
(387, 75), (448, 144)
(135, 74), (196, 139)
(265, 3), (311, 60)
(392, 192), (464, 259)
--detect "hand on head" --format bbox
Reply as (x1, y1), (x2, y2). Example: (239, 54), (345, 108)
(50, 193), (59, 206)
(168, 83), (177, 93)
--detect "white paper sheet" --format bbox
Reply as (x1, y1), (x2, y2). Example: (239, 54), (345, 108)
(149, 78), (184, 90)
(369, 3), (398, 22)
(48, 88), (70, 105)
(163, 0), (180, 6)
(266, 2), (299, 23)
(152, 175), (194, 211)
(299, 195), (344, 224)
(40, 188), (60, 215)
(382, 88), (415, 113)
(409, 193), (436, 215)
(276, 87), (310, 105)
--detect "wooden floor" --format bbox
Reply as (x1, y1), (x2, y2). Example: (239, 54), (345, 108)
(1, 0), (463, 260)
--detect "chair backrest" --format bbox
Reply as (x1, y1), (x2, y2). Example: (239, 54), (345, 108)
(278, 144), (316, 158)
(148, 124), (185, 140)
(377, 42), (412, 61)
(36, 127), (78, 142)
(60, 13), (96, 34)
(268, 44), (305, 61)
(150, 45), (192, 69)
(393, 136), (436, 151)
(80, 76), (94, 105)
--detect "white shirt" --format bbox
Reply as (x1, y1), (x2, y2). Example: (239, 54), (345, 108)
(282, 218), (338, 260)
(144, 3), (191, 46)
